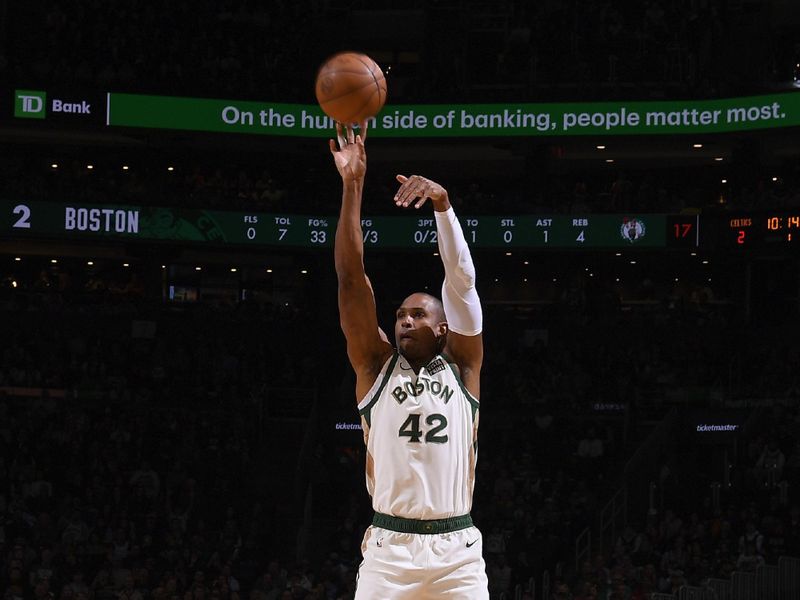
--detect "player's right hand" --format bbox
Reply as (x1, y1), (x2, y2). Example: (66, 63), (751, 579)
(394, 174), (450, 211)
(330, 122), (368, 183)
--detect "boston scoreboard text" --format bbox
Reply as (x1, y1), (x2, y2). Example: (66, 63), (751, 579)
(3, 200), (699, 250)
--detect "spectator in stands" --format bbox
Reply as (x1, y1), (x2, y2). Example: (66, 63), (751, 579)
(661, 568), (687, 595)
(63, 570), (89, 599)
(631, 563), (657, 599)
(763, 518), (787, 564)
(660, 536), (689, 573)
(573, 580), (598, 600)
(738, 520), (765, 557)
(493, 468), (516, 502)
(489, 554), (512, 597)
(755, 440), (786, 487)
(552, 581), (573, 600)
(576, 426), (605, 460)
(607, 574), (630, 600)
(736, 541), (765, 572)
(484, 525), (507, 557)
(614, 524), (639, 561)
(576, 426), (605, 480)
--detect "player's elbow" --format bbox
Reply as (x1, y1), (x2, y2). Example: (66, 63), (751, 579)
(335, 253), (367, 282)
(456, 254), (476, 289)
(336, 270), (363, 289)
(460, 269), (476, 290)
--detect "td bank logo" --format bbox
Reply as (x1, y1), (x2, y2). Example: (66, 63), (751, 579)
(15, 90), (47, 119)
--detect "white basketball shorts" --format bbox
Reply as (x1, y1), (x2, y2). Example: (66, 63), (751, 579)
(354, 525), (489, 599)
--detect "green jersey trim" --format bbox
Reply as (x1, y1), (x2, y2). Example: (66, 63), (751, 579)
(446, 361), (480, 422)
(358, 352), (399, 428)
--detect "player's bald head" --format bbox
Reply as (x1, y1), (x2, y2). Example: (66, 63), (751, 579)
(399, 292), (446, 323)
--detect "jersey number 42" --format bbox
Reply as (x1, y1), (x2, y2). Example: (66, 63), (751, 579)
(398, 413), (448, 444)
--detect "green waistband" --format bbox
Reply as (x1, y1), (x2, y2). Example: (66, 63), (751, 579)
(372, 512), (473, 534)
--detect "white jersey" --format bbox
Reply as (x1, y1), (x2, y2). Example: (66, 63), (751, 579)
(357, 352), (480, 520)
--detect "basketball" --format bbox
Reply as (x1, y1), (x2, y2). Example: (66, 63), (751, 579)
(315, 52), (387, 124)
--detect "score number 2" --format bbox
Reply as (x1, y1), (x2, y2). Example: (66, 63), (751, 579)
(13, 204), (32, 229)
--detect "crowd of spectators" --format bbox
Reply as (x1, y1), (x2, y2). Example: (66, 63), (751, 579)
(1, 249), (798, 598)
(2, 1), (314, 101)
(0, 280), (320, 399)
(468, 0), (796, 101)
(4, 147), (800, 216)
(540, 402), (800, 600)
(0, 399), (272, 600)
(0, 281), (352, 600)
(1, 1), (795, 102)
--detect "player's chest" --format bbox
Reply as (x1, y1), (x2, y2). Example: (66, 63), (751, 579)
(386, 356), (456, 410)
(387, 372), (456, 409)
(381, 372), (458, 446)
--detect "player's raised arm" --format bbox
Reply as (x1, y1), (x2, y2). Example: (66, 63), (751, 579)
(394, 174), (484, 398)
(331, 124), (392, 400)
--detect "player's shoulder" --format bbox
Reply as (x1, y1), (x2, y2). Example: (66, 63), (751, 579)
(365, 348), (398, 379)
(441, 353), (461, 377)
(441, 351), (480, 401)
(354, 347), (396, 404)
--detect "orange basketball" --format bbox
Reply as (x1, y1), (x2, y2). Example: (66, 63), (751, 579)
(315, 52), (387, 124)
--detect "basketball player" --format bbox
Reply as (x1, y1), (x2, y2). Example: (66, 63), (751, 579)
(330, 122), (489, 599)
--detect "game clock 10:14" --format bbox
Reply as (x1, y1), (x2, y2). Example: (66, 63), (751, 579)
(766, 215), (800, 231)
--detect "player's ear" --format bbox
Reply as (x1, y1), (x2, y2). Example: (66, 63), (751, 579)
(435, 323), (448, 352)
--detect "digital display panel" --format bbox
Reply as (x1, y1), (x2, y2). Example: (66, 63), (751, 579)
(2, 201), (697, 249)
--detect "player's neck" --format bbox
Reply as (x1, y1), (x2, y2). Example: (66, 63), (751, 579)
(401, 352), (438, 374)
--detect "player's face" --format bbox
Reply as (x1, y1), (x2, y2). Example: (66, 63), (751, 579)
(394, 293), (445, 360)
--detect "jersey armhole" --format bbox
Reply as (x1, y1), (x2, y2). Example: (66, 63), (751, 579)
(446, 359), (480, 421)
(358, 352), (398, 427)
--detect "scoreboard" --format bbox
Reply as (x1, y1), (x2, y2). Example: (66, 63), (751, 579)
(2, 200), (698, 250)
(722, 212), (800, 248)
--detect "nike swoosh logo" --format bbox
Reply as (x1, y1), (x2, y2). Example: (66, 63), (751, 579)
(466, 540), (478, 548)
(399, 363), (413, 370)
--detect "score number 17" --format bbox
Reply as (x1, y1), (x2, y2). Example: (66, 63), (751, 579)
(674, 223), (693, 238)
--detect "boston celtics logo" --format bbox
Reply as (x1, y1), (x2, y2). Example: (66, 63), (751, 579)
(620, 218), (646, 243)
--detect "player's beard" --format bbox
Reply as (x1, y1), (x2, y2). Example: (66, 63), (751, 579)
(398, 327), (440, 362)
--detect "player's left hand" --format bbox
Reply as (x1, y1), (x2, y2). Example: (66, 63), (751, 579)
(330, 122), (368, 183)
(394, 175), (450, 210)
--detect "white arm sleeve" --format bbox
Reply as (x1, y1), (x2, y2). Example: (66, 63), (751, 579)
(434, 207), (482, 336)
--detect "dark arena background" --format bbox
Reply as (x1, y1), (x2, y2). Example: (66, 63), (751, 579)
(2, 2), (800, 599)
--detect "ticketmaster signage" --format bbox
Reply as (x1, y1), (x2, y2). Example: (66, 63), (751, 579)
(68, 91), (800, 137)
